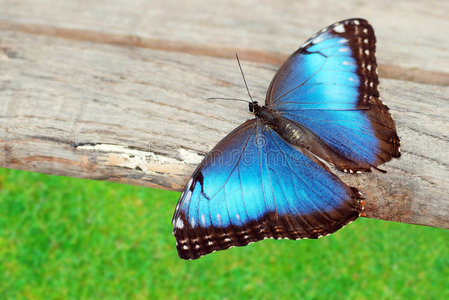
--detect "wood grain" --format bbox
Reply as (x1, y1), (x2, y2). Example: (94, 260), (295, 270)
(1, 0), (448, 84)
(0, 0), (448, 230)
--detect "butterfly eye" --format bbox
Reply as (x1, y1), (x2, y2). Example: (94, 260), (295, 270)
(249, 101), (259, 113)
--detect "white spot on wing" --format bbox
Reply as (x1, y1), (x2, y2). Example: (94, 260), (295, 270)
(312, 34), (325, 44)
(338, 38), (346, 43)
(334, 24), (345, 33)
(201, 214), (206, 226)
(353, 20), (360, 25)
(175, 217), (184, 229)
(190, 217), (195, 227)
(185, 189), (192, 202)
(339, 47), (349, 52)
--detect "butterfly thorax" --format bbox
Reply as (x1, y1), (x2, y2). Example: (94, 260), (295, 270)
(251, 101), (307, 146)
(250, 102), (276, 124)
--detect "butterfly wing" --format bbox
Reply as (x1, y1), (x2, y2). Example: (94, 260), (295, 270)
(266, 18), (400, 172)
(173, 120), (362, 260)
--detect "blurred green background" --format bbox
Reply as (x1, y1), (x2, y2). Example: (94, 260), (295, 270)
(0, 168), (447, 299)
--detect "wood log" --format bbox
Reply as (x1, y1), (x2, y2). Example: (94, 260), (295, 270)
(1, 0), (448, 230)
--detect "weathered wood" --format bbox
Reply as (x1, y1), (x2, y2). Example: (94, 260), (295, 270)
(0, 0), (448, 230)
(0, 0), (448, 85)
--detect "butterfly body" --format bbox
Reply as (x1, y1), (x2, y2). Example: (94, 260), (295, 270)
(251, 102), (304, 145)
(254, 102), (333, 155)
(173, 18), (400, 260)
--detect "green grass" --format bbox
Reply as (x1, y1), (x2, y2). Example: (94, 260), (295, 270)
(0, 168), (447, 299)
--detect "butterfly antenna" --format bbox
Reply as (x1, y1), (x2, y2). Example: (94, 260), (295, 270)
(207, 97), (251, 103)
(235, 54), (255, 103)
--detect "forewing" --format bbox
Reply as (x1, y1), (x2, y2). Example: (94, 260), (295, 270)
(266, 18), (400, 172)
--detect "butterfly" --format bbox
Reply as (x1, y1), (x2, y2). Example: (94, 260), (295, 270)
(172, 18), (400, 260)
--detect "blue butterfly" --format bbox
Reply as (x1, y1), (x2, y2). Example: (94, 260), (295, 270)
(173, 18), (400, 260)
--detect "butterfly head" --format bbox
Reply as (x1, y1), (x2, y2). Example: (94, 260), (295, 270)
(249, 101), (260, 113)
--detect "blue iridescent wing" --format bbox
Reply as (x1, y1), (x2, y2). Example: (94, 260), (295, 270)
(266, 19), (400, 172)
(173, 120), (361, 260)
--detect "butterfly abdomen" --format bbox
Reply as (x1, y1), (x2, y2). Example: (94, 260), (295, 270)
(272, 117), (307, 146)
